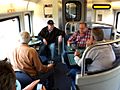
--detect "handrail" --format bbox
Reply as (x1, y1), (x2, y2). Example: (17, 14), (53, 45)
(81, 38), (120, 77)
(65, 21), (78, 34)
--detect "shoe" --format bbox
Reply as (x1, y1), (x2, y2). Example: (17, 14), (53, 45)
(49, 87), (59, 90)
(66, 72), (70, 77)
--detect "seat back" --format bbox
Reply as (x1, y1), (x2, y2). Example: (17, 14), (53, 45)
(76, 65), (120, 90)
(16, 80), (21, 90)
(15, 71), (33, 89)
(75, 39), (120, 90)
(16, 79), (46, 90)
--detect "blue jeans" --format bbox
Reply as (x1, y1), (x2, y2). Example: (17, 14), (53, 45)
(39, 43), (56, 60)
(68, 68), (81, 90)
(48, 43), (56, 60)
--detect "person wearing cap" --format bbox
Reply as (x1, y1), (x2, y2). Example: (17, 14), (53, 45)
(38, 20), (65, 60)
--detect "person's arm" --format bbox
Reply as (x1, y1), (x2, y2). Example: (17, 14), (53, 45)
(74, 50), (82, 66)
(86, 36), (94, 47)
(67, 32), (77, 43)
(38, 28), (48, 45)
(23, 80), (40, 90)
(38, 27), (47, 40)
(56, 28), (65, 37)
(58, 35), (62, 43)
(55, 28), (65, 43)
(30, 48), (54, 72)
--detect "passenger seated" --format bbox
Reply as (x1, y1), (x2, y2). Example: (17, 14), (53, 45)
(63, 21), (91, 67)
(10, 31), (55, 89)
(111, 44), (120, 66)
(38, 20), (65, 61)
(67, 21), (91, 48)
(67, 27), (116, 90)
(0, 59), (45, 90)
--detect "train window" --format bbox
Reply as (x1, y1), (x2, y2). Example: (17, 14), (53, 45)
(116, 12), (120, 32)
(24, 14), (31, 33)
(65, 1), (81, 21)
(0, 17), (20, 59)
(92, 24), (113, 40)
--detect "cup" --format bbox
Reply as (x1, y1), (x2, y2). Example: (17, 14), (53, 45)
(48, 60), (54, 64)
(67, 41), (71, 47)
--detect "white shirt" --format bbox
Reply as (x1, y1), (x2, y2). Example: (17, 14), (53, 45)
(74, 44), (116, 71)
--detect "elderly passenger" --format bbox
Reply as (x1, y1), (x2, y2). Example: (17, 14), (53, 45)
(0, 59), (46, 90)
(10, 31), (54, 89)
(75, 27), (116, 71)
(68, 27), (116, 90)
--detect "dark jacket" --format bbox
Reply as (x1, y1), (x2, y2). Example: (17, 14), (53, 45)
(38, 26), (65, 45)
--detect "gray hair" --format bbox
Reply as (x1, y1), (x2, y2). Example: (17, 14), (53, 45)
(19, 31), (30, 44)
(92, 27), (104, 41)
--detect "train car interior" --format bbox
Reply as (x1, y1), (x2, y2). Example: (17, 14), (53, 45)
(0, 0), (120, 90)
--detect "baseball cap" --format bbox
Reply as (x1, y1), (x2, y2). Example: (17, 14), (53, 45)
(47, 20), (54, 25)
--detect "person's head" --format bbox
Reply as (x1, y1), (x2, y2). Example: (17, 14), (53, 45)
(91, 27), (104, 41)
(19, 31), (30, 44)
(47, 20), (54, 31)
(0, 59), (16, 90)
(79, 21), (87, 34)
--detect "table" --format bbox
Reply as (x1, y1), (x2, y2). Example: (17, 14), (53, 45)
(66, 46), (85, 65)
(29, 40), (42, 51)
(29, 40), (42, 46)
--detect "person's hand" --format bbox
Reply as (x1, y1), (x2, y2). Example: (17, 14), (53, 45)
(47, 63), (54, 70)
(43, 38), (47, 45)
(58, 35), (63, 43)
(23, 79), (40, 90)
(74, 50), (80, 57)
(86, 39), (93, 47)
(67, 41), (71, 47)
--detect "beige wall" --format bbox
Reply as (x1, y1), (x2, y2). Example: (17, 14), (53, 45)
(31, 0), (59, 35)
(0, 0), (59, 36)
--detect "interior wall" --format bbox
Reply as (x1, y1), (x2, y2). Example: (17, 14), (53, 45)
(86, 1), (114, 25)
(30, 0), (59, 36)
(0, 0), (60, 36)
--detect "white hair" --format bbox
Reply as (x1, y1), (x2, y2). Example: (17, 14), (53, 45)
(19, 31), (30, 44)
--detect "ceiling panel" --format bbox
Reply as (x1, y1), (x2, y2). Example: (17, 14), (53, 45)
(24, 0), (40, 3)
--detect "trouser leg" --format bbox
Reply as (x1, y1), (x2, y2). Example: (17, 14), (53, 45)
(49, 43), (56, 60)
(33, 70), (54, 89)
(38, 44), (48, 56)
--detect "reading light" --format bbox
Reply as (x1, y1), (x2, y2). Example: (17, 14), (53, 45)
(92, 4), (111, 9)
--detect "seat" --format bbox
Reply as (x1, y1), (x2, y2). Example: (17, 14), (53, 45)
(75, 39), (120, 90)
(16, 79), (46, 90)
(76, 65), (120, 90)
(16, 80), (21, 90)
(15, 71), (33, 89)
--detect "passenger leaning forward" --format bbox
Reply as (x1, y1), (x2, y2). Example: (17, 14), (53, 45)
(68, 27), (116, 90)
(10, 31), (54, 89)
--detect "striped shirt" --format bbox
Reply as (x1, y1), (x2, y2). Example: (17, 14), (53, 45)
(68, 28), (91, 48)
